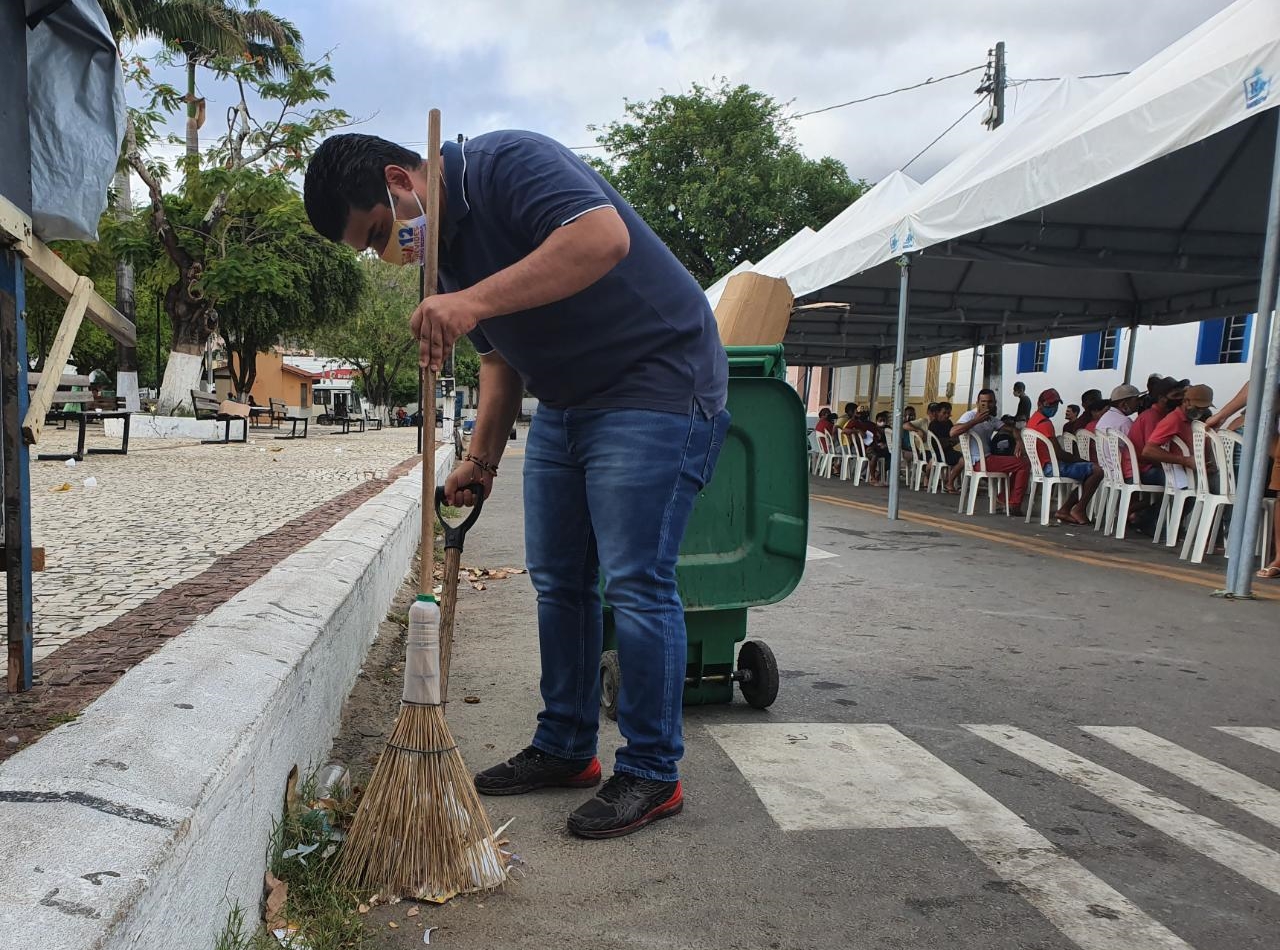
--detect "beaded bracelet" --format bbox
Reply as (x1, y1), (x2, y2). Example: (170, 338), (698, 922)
(464, 453), (499, 477)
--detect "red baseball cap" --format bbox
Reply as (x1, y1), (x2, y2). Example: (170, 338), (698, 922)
(1038, 388), (1062, 405)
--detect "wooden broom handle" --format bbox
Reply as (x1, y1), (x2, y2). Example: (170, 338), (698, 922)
(419, 108), (443, 596)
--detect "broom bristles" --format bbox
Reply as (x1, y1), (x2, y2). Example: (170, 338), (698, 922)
(336, 703), (502, 899)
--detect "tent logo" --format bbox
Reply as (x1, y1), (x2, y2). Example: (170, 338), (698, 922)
(890, 228), (916, 254)
(1244, 67), (1271, 110)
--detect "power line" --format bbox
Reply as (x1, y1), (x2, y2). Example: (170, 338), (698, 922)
(792, 65), (986, 119)
(1008, 70), (1131, 84)
(900, 97), (986, 173)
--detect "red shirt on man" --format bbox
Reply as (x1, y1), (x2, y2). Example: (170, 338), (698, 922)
(1145, 407), (1192, 457)
(1027, 411), (1057, 469)
(1127, 405), (1169, 475)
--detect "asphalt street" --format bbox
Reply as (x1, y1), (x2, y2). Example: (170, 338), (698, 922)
(366, 450), (1280, 950)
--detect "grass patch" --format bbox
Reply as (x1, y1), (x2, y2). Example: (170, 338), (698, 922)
(214, 769), (371, 950)
(264, 772), (368, 949)
(47, 711), (79, 727)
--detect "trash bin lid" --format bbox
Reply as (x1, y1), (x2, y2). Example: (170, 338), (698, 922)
(676, 375), (808, 610)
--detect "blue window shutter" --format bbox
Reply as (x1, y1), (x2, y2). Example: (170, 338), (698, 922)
(1017, 342), (1034, 374)
(1196, 319), (1225, 365)
(1240, 313), (1254, 363)
(1079, 332), (1101, 371)
(1042, 339), (1051, 371)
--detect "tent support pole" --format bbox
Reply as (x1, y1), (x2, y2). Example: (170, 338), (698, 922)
(967, 337), (981, 409)
(1223, 114), (1280, 598)
(1123, 317), (1139, 385)
(888, 256), (911, 521)
(868, 355), (880, 418)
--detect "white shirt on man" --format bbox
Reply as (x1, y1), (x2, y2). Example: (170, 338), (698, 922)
(1095, 406), (1134, 436)
(956, 410), (1000, 463)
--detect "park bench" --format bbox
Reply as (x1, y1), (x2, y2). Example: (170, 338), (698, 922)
(191, 389), (248, 444)
(362, 409), (383, 431)
(330, 405), (365, 435)
(27, 372), (130, 461)
(269, 397), (309, 439)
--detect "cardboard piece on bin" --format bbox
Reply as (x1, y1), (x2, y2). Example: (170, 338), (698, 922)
(218, 399), (251, 418)
(713, 272), (793, 346)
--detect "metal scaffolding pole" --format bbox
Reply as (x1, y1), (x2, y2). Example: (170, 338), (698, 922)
(1223, 115), (1280, 598)
(887, 256), (911, 521)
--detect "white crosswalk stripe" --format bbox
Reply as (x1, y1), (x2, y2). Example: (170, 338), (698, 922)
(712, 722), (1280, 950)
(1216, 726), (1280, 757)
(966, 725), (1280, 897)
(709, 723), (1192, 950)
(1084, 726), (1280, 831)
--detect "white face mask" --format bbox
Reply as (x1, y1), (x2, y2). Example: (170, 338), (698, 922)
(380, 185), (427, 267)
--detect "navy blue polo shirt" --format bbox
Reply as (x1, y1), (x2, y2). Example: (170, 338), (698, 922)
(437, 131), (727, 416)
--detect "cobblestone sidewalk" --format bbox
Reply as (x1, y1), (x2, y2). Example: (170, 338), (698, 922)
(4, 423), (424, 683)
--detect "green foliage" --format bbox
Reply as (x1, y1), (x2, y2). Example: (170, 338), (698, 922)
(25, 240), (121, 380)
(309, 258), (422, 409)
(589, 79), (868, 286)
(453, 334), (479, 390)
(211, 174), (363, 393)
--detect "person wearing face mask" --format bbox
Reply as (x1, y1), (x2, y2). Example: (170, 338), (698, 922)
(1026, 388), (1104, 524)
(1128, 377), (1188, 488)
(1140, 384), (1216, 478)
(304, 131), (729, 840)
(1095, 384), (1143, 481)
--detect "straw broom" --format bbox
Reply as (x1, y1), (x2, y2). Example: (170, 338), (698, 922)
(336, 108), (502, 901)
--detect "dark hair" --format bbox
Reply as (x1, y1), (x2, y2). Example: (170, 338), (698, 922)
(818, 407), (831, 418)
(1013, 381), (1025, 392)
(844, 403), (856, 414)
(939, 401), (953, 411)
(1067, 403), (1081, 415)
(927, 402), (940, 412)
(304, 134), (424, 241)
(978, 388), (996, 400)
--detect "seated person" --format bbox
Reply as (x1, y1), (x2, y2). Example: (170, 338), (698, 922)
(952, 389), (1030, 515)
(815, 407), (835, 436)
(927, 403), (963, 492)
(1140, 384), (1214, 484)
(836, 402), (858, 430)
(1026, 388), (1104, 524)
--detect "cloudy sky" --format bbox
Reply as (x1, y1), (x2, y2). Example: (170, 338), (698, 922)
(245, 0), (1237, 183)
(133, 0), (1236, 193)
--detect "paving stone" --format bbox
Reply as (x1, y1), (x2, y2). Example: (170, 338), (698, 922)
(0, 427), (424, 760)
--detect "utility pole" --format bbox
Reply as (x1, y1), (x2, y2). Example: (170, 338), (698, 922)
(977, 42), (1006, 394)
(978, 41), (1007, 131)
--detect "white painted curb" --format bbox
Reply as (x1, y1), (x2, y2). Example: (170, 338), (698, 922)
(0, 446), (454, 949)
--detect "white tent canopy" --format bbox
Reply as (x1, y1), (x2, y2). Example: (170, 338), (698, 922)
(780, 0), (1280, 367)
(703, 171), (921, 310)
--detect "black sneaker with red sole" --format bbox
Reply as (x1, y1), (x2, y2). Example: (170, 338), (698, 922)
(474, 745), (601, 796)
(567, 774), (683, 839)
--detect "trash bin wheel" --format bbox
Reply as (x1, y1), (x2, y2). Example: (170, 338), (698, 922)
(737, 640), (779, 709)
(600, 650), (621, 721)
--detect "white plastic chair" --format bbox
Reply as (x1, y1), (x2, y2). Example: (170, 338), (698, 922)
(925, 430), (950, 494)
(837, 430), (867, 485)
(807, 430), (823, 475)
(1074, 428), (1096, 464)
(1181, 421), (1233, 564)
(1212, 429), (1273, 566)
(957, 433), (1010, 516)
(1098, 430), (1156, 540)
(1021, 428), (1081, 526)
(812, 430), (837, 479)
(1058, 432), (1077, 456)
(906, 431), (928, 491)
(1152, 435), (1199, 547)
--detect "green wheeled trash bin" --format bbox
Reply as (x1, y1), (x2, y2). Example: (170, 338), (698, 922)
(600, 344), (809, 718)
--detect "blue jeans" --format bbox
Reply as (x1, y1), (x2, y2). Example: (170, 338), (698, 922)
(524, 406), (730, 782)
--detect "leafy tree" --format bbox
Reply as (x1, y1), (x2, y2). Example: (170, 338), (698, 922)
(104, 0), (292, 405)
(117, 45), (347, 411)
(208, 175), (362, 395)
(589, 80), (867, 286)
(308, 258), (422, 414)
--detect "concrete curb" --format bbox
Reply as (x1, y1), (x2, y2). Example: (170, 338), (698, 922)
(0, 446), (453, 949)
